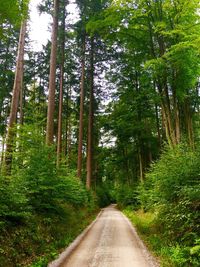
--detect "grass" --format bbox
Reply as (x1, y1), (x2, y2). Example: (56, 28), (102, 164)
(123, 207), (198, 267)
(0, 205), (99, 267)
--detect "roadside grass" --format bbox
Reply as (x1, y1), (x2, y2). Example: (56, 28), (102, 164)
(0, 205), (99, 267)
(29, 206), (99, 267)
(123, 207), (198, 267)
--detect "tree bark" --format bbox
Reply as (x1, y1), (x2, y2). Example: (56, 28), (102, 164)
(19, 79), (24, 125)
(86, 38), (94, 189)
(57, 1), (66, 166)
(0, 135), (5, 173)
(46, 0), (59, 145)
(155, 103), (161, 148)
(184, 98), (194, 148)
(4, 20), (26, 172)
(138, 147), (144, 183)
(77, 34), (86, 178)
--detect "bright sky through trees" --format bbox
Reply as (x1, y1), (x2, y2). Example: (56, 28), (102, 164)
(29, 0), (78, 51)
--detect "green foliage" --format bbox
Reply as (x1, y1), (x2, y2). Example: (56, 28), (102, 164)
(0, 0), (29, 35)
(0, 175), (30, 227)
(124, 208), (200, 267)
(139, 143), (200, 266)
(95, 182), (115, 207)
(114, 184), (139, 209)
(0, 125), (97, 266)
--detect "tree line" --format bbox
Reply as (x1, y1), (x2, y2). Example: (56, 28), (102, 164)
(0, 0), (199, 266)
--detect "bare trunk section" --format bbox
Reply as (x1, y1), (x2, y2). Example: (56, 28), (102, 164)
(4, 20), (26, 172)
(157, 82), (176, 147)
(155, 104), (161, 148)
(46, 0), (59, 145)
(0, 136), (5, 172)
(57, 1), (66, 167)
(171, 72), (181, 144)
(138, 147), (144, 183)
(86, 38), (94, 189)
(184, 98), (194, 148)
(77, 34), (86, 178)
(19, 79), (24, 125)
(56, 63), (64, 166)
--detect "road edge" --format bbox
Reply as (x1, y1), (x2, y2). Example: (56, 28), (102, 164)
(48, 209), (103, 267)
(121, 211), (160, 267)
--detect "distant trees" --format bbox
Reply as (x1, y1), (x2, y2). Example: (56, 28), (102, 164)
(87, 0), (200, 183)
(0, 0), (199, 190)
(0, 1), (199, 265)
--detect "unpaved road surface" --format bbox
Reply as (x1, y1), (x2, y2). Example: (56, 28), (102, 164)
(53, 205), (159, 267)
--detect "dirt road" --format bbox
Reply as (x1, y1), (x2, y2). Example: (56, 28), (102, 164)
(50, 205), (159, 267)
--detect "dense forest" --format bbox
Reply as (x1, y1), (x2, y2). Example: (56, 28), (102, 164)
(0, 0), (199, 266)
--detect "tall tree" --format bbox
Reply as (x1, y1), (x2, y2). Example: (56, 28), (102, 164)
(4, 19), (27, 172)
(57, 0), (66, 166)
(46, 0), (59, 145)
(86, 37), (94, 189)
(77, 33), (86, 178)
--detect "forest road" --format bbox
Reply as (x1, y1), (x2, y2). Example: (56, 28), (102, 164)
(53, 205), (159, 267)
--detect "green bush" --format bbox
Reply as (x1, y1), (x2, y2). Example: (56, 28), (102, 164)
(114, 183), (139, 208)
(0, 175), (30, 227)
(96, 183), (113, 207)
(0, 125), (97, 266)
(140, 143), (200, 266)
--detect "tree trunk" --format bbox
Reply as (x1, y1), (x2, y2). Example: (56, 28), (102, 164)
(4, 20), (26, 172)
(46, 0), (59, 145)
(86, 38), (94, 189)
(66, 87), (72, 163)
(155, 103), (161, 148)
(138, 147), (144, 183)
(0, 135), (5, 173)
(77, 34), (86, 178)
(184, 98), (194, 148)
(19, 79), (24, 125)
(57, 1), (66, 167)
(171, 72), (181, 144)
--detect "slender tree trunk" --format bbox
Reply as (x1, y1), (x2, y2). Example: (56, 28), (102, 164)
(46, 0), (59, 145)
(171, 72), (181, 144)
(77, 34), (86, 178)
(0, 135), (5, 173)
(4, 20), (26, 172)
(86, 38), (94, 189)
(138, 147), (144, 183)
(155, 104), (161, 148)
(184, 98), (194, 148)
(157, 82), (176, 147)
(19, 79), (24, 125)
(67, 112), (72, 163)
(57, 1), (66, 166)
(134, 70), (145, 181)
(66, 86), (72, 163)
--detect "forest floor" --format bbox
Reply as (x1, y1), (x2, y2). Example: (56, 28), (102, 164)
(49, 204), (159, 267)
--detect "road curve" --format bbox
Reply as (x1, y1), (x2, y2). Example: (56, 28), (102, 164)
(51, 205), (159, 267)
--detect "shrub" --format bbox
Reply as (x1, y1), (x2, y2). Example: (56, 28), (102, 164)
(140, 143), (200, 266)
(114, 183), (139, 208)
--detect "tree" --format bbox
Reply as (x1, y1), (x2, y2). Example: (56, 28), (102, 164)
(46, 0), (60, 145)
(86, 37), (94, 189)
(57, 0), (67, 166)
(4, 19), (27, 172)
(77, 32), (86, 178)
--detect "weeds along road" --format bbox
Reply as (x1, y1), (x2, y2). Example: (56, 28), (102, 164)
(49, 205), (159, 267)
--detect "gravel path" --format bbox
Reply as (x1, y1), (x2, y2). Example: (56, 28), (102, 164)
(49, 205), (159, 267)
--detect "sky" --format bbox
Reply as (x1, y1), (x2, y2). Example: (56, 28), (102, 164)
(29, 0), (79, 51)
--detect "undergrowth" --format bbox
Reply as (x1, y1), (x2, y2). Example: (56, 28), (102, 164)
(123, 143), (200, 267)
(0, 126), (99, 267)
